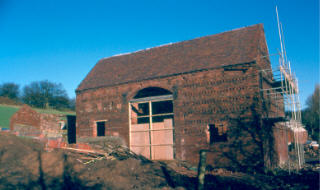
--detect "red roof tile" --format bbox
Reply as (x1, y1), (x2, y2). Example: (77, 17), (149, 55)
(77, 24), (264, 92)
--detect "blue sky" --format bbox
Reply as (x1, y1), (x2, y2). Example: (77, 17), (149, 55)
(0, 0), (318, 108)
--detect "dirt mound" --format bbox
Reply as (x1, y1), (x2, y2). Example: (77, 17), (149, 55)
(0, 133), (318, 190)
(0, 133), (192, 189)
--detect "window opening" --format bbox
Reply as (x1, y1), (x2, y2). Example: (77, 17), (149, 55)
(208, 124), (227, 144)
(152, 115), (173, 123)
(152, 101), (173, 115)
(131, 102), (150, 124)
(97, 121), (105, 136)
(131, 100), (174, 124)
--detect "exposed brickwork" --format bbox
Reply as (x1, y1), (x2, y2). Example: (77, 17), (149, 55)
(40, 113), (65, 138)
(76, 24), (286, 167)
(10, 105), (67, 139)
(273, 123), (289, 166)
(288, 128), (308, 144)
(77, 65), (268, 164)
(10, 105), (41, 137)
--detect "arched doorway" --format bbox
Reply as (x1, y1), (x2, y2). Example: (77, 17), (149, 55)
(129, 87), (174, 160)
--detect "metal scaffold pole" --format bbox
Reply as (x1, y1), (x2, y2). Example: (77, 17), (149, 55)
(257, 6), (305, 170)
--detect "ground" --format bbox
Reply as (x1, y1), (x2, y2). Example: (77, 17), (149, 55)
(0, 132), (318, 190)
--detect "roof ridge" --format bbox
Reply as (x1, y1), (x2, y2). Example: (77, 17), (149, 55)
(77, 23), (264, 92)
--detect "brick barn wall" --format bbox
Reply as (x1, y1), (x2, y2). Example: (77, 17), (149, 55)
(76, 29), (285, 166)
(76, 64), (264, 165)
(256, 28), (285, 119)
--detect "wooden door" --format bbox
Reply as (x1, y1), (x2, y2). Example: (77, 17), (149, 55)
(129, 97), (174, 160)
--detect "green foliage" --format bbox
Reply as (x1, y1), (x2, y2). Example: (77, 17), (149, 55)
(301, 84), (320, 141)
(0, 104), (20, 129)
(0, 82), (20, 100)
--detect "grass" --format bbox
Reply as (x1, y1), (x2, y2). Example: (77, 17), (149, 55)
(34, 108), (75, 116)
(0, 104), (20, 129)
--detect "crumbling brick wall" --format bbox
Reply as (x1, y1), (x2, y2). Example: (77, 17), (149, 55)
(10, 105), (41, 137)
(10, 105), (67, 139)
(40, 114), (66, 138)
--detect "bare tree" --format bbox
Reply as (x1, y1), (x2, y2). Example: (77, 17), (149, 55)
(22, 80), (70, 110)
(302, 84), (320, 141)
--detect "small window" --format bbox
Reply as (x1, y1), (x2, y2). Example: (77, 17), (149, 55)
(97, 121), (105, 136)
(152, 115), (173, 123)
(208, 124), (227, 144)
(139, 103), (149, 116)
(137, 117), (150, 124)
(152, 101), (173, 114)
(132, 103), (149, 116)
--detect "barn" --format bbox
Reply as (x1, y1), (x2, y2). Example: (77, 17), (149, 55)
(76, 24), (288, 168)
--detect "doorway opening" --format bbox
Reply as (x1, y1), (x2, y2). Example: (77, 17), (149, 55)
(96, 121), (106, 137)
(67, 115), (76, 144)
(129, 87), (174, 160)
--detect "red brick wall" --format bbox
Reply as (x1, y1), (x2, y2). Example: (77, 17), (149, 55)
(76, 29), (285, 166)
(273, 123), (289, 166)
(73, 28), (287, 167)
(288, 128), (308, 144)
(40, 114), (66, 138)
(256, 27), (285, 119)
(10, 105), (41, 136)
(10, 105), (67, 139)
(76, 64), (268, 165)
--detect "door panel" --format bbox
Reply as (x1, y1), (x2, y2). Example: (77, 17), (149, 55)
(130, 123), (150, 158)
(129, 99), (174, 160)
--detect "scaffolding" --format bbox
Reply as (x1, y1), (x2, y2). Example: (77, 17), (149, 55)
(261, 59), (305, 170)
(259, 6), (305, 170)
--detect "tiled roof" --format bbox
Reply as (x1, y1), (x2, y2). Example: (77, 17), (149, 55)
(77, 24), (264, 92)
